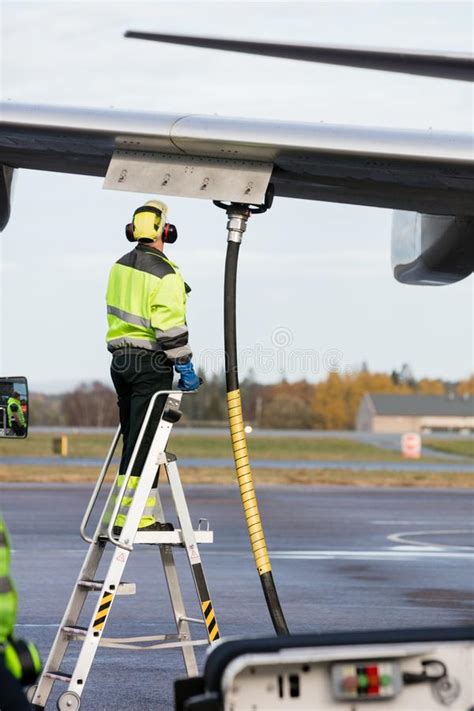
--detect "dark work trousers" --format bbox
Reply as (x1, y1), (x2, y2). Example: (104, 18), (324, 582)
(110, 348), (173, 477)
(11, 422), (26, 438)
(0, 655), (31, 711)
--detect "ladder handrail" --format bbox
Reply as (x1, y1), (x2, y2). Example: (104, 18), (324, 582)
(106, 389), (183, 549)
(79, 425), (122, 543)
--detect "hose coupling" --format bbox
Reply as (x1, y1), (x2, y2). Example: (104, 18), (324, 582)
(226, 210), (249, 243)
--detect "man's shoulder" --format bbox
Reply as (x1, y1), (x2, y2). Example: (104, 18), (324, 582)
(114, 247), (176, 279)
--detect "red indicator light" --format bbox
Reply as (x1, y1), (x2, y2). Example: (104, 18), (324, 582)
(366, 665), (380, 695)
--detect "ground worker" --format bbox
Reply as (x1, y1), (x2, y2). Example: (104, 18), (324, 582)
(106, 199), (200, 534)
(6, 391), (26, 437)
(0, 516), (41, 711)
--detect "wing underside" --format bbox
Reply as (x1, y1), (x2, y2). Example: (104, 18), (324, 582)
(1, 103), (473, 218)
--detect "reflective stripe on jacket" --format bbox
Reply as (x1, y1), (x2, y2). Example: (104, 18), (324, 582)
(0, 517), (17, 643)
(106, 244), (192, 363)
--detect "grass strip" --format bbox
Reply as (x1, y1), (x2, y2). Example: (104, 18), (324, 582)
(424, 438), (474, 459)
(0, 466), (471, 488)
(0, 433), (439, 462)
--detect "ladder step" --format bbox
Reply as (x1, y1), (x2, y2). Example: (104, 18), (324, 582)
(134, 529), (213, 545)
(78, 580), (136, 595)
(62, 625), (87, 640)
(44, 671), (72, 683)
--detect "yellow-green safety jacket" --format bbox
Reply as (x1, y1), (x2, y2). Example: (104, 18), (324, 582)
(6, 398), (25, 428)
(106, 244), (192, 363)
(0, 517), (17, 644)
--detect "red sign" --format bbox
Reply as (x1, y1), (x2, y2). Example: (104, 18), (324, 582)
(401, 433), (421, 459)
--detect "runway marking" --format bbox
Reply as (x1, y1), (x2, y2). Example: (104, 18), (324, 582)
(387, 529), (474, 551)
(371, 520), (465, 525)
(389, 545), (444, 552)
(270, 549), (474, 561)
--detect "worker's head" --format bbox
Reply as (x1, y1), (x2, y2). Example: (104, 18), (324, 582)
(125, 199), (178, 248)
(12, 391), (20, 399)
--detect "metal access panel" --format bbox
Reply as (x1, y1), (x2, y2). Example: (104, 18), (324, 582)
(220, 642), (473, 710)
(176, 628), (474, 711)
(104, 150), (273, 203)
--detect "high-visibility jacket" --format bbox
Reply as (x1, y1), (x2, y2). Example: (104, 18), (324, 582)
(106, 244), (192, 363)
(0, 517), (17, 644)
(6, 398), (25, 428)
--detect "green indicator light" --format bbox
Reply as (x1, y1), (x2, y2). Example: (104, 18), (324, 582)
(358, 674), (368, 688)
(380, 674), (392, 687)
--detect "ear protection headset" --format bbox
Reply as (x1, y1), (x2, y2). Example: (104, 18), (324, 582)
(4, 637), (42, 686)
(125, 199), (178, 244)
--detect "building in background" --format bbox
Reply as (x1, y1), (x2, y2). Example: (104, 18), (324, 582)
(356, 393), (474, 434)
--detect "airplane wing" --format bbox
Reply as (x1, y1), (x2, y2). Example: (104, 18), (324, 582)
(117, 32), (474, 285)
(124, 32), (474, 82)
(1, 102), (473, 229)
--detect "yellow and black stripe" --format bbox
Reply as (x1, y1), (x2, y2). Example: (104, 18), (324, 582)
(93, 591), (114, 632)
(202, 600), (219, 642)
(192, 562), (220, 642)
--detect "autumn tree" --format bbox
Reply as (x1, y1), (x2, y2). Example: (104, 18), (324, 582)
(457, 375), (474, 397)
(61, 382), (119, 427)
(260, 393), (314, 429)
(312, 372), (350, 429)
(417, 378), (446, 395)
(29, 393), (65, 426)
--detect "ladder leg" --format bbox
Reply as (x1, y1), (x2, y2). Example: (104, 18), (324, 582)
(154, 476), (198, 676)
(166, 458), (220, 643)
(64, 551), (131, 698)
(160, 544), (199, 677)
(32, 541), (107, 708)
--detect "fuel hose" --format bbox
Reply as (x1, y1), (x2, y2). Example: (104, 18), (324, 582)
(224, 236), (289, 636)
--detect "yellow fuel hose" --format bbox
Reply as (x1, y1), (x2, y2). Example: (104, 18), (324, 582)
(224, 238), (289, 635)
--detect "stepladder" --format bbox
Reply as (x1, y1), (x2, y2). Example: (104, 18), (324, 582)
(30, 390), (220, 711)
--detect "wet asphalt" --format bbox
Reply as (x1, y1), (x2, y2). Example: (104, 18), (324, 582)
(2, 484), (473, 710)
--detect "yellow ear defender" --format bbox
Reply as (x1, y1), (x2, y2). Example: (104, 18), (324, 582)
(125, 200), (175, 243)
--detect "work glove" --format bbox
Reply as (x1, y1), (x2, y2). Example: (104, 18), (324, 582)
(175, 361), (202, 391)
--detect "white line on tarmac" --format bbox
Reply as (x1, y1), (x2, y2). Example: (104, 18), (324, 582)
(387, 529), (474, 550)
(371, 520), (466, 525)
(389, 545), (444, 552)
(11, 547), (474, 561)
(270, 550), (474, 560)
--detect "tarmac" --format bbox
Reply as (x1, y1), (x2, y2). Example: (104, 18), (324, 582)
(3, 484), (473, 710)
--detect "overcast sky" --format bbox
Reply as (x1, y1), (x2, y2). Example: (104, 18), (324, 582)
(0, 0), (472, 392)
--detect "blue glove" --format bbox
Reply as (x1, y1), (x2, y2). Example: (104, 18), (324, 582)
(175, 361), (201, 391)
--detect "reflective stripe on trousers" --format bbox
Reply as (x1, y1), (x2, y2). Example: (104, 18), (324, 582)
(114, 475), (157, 528)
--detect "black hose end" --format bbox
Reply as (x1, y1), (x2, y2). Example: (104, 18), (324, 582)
(260, 571), (290, 636)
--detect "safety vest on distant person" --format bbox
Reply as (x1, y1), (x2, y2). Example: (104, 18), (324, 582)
(0, 517), (17, 645)
(106, 243), (192, 363)
(6, 398), (25, 428)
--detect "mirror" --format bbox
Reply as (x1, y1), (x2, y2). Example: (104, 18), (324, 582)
(0, 376), (28, 438)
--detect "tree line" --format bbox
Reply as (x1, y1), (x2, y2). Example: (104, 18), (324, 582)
(29, 366), (473, 430)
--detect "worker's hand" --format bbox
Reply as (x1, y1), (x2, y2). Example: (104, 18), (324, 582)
(175, 361), (202, 391)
